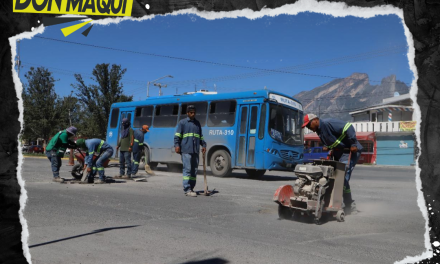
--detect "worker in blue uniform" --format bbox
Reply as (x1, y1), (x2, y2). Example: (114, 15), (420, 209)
(131, 125), (149, 176)
(174, 105), (207, 197)
(302, 113), (363, 212)
(76, 138), (114, 184)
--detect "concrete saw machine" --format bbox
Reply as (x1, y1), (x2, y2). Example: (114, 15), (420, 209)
(273, 157), (349, 225)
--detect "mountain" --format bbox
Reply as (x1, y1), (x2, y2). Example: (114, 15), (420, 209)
(293, 73), (410, 121)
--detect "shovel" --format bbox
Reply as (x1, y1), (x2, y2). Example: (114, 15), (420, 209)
(79, 149), (102, 183)
(200, 152), (212, 196)
(76, 148), (89, 182)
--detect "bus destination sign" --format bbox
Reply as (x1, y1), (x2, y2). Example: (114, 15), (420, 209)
(269, 94), (303, 111)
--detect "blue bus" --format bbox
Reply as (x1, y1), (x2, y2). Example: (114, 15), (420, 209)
(106, 89), (304, 178)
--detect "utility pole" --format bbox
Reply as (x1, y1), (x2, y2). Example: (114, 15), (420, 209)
(318, 98), (322, 118)
(147, 75), (173, 98)
(194, 85), (197, 93)
(214, 84), (217, 92)
(154, 83), (167, 96)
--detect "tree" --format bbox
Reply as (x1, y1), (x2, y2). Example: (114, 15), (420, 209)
(22, 67), (63, 143)
(58, 93), (81, 130)
(72, 63), (133, 139)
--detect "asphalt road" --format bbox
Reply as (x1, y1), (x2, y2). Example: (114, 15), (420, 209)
(21, 157), (425, 264)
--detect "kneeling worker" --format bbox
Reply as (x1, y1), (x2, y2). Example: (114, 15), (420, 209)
(76, 138), (114, 184)
(301, 113), (363, 212)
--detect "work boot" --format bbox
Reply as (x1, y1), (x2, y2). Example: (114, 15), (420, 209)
(343, 200), (356, 214)
(185, 191), (197, 197)
(121, 175), (132, 180)
(95, 179), (106, 184)
(52, 177), (63, 183)
(113, 174), (124, 179)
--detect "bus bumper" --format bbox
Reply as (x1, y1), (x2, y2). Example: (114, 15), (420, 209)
(264, 152), (301, 171)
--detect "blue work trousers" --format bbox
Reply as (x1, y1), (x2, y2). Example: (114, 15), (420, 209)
(131, 151), (141, 175)
(182, 153), (199, 193)
(337, 151), (361, 204)
(46, 150), (61, 178)
(119, 151), (132, 176)
(88, 148), (114, 181)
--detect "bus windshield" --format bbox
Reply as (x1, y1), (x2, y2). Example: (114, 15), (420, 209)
(268, 103), (303, 146)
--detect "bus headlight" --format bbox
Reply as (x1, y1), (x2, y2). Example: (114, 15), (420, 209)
(266, 148), (278, 155)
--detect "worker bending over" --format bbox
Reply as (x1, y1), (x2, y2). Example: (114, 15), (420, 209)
(76, 138), (114, 184)
(302, 113), (363, 212)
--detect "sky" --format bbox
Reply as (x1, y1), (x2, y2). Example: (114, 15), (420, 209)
(17, 12), (413, 101)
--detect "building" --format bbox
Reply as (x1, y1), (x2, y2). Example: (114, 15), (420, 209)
(349, 93), (416, 133)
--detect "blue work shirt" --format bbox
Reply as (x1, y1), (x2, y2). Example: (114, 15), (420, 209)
(132, 129), (145, 153)
(174, 117), (207, 154)
(85, 139), (112, 166)
(316, 118), (363, 158)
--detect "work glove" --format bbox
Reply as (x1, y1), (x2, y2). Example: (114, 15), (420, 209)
(350, 145), (358, 153)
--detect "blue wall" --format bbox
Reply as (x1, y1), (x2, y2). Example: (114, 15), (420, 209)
(376, 135), (415, 166)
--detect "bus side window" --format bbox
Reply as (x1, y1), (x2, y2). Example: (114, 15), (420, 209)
(154, 104), (179, 128)
(180, 102), (208, 126)
(110, 108), (119, 128)
(134, 106), (153, 128)
(258, 103), (266, 139)
(208, 100), (236, 127)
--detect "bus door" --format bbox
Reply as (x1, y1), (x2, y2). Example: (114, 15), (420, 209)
(115, 111), (132, 158)
(236, 104), (260, 167)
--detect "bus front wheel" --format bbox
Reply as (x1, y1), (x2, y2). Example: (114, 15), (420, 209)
(210, 149), (232, 178)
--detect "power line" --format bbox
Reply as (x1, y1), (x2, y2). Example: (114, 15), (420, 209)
(34, 36), (411, 85)
(20, 62), (149, 90)
(160, 45), (408, 86)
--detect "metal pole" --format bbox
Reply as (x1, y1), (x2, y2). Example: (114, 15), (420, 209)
(147, 81), (150, 98)
(67, 91), (75, 166)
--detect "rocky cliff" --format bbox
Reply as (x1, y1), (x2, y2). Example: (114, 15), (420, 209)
(293, 73), (410, 121)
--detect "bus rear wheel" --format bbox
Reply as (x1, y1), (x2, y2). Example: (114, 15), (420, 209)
(245, 169), (266, 179)
(210, 149), (232, 178)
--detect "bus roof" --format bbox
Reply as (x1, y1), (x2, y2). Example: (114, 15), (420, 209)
(111, 89), (302, 109)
